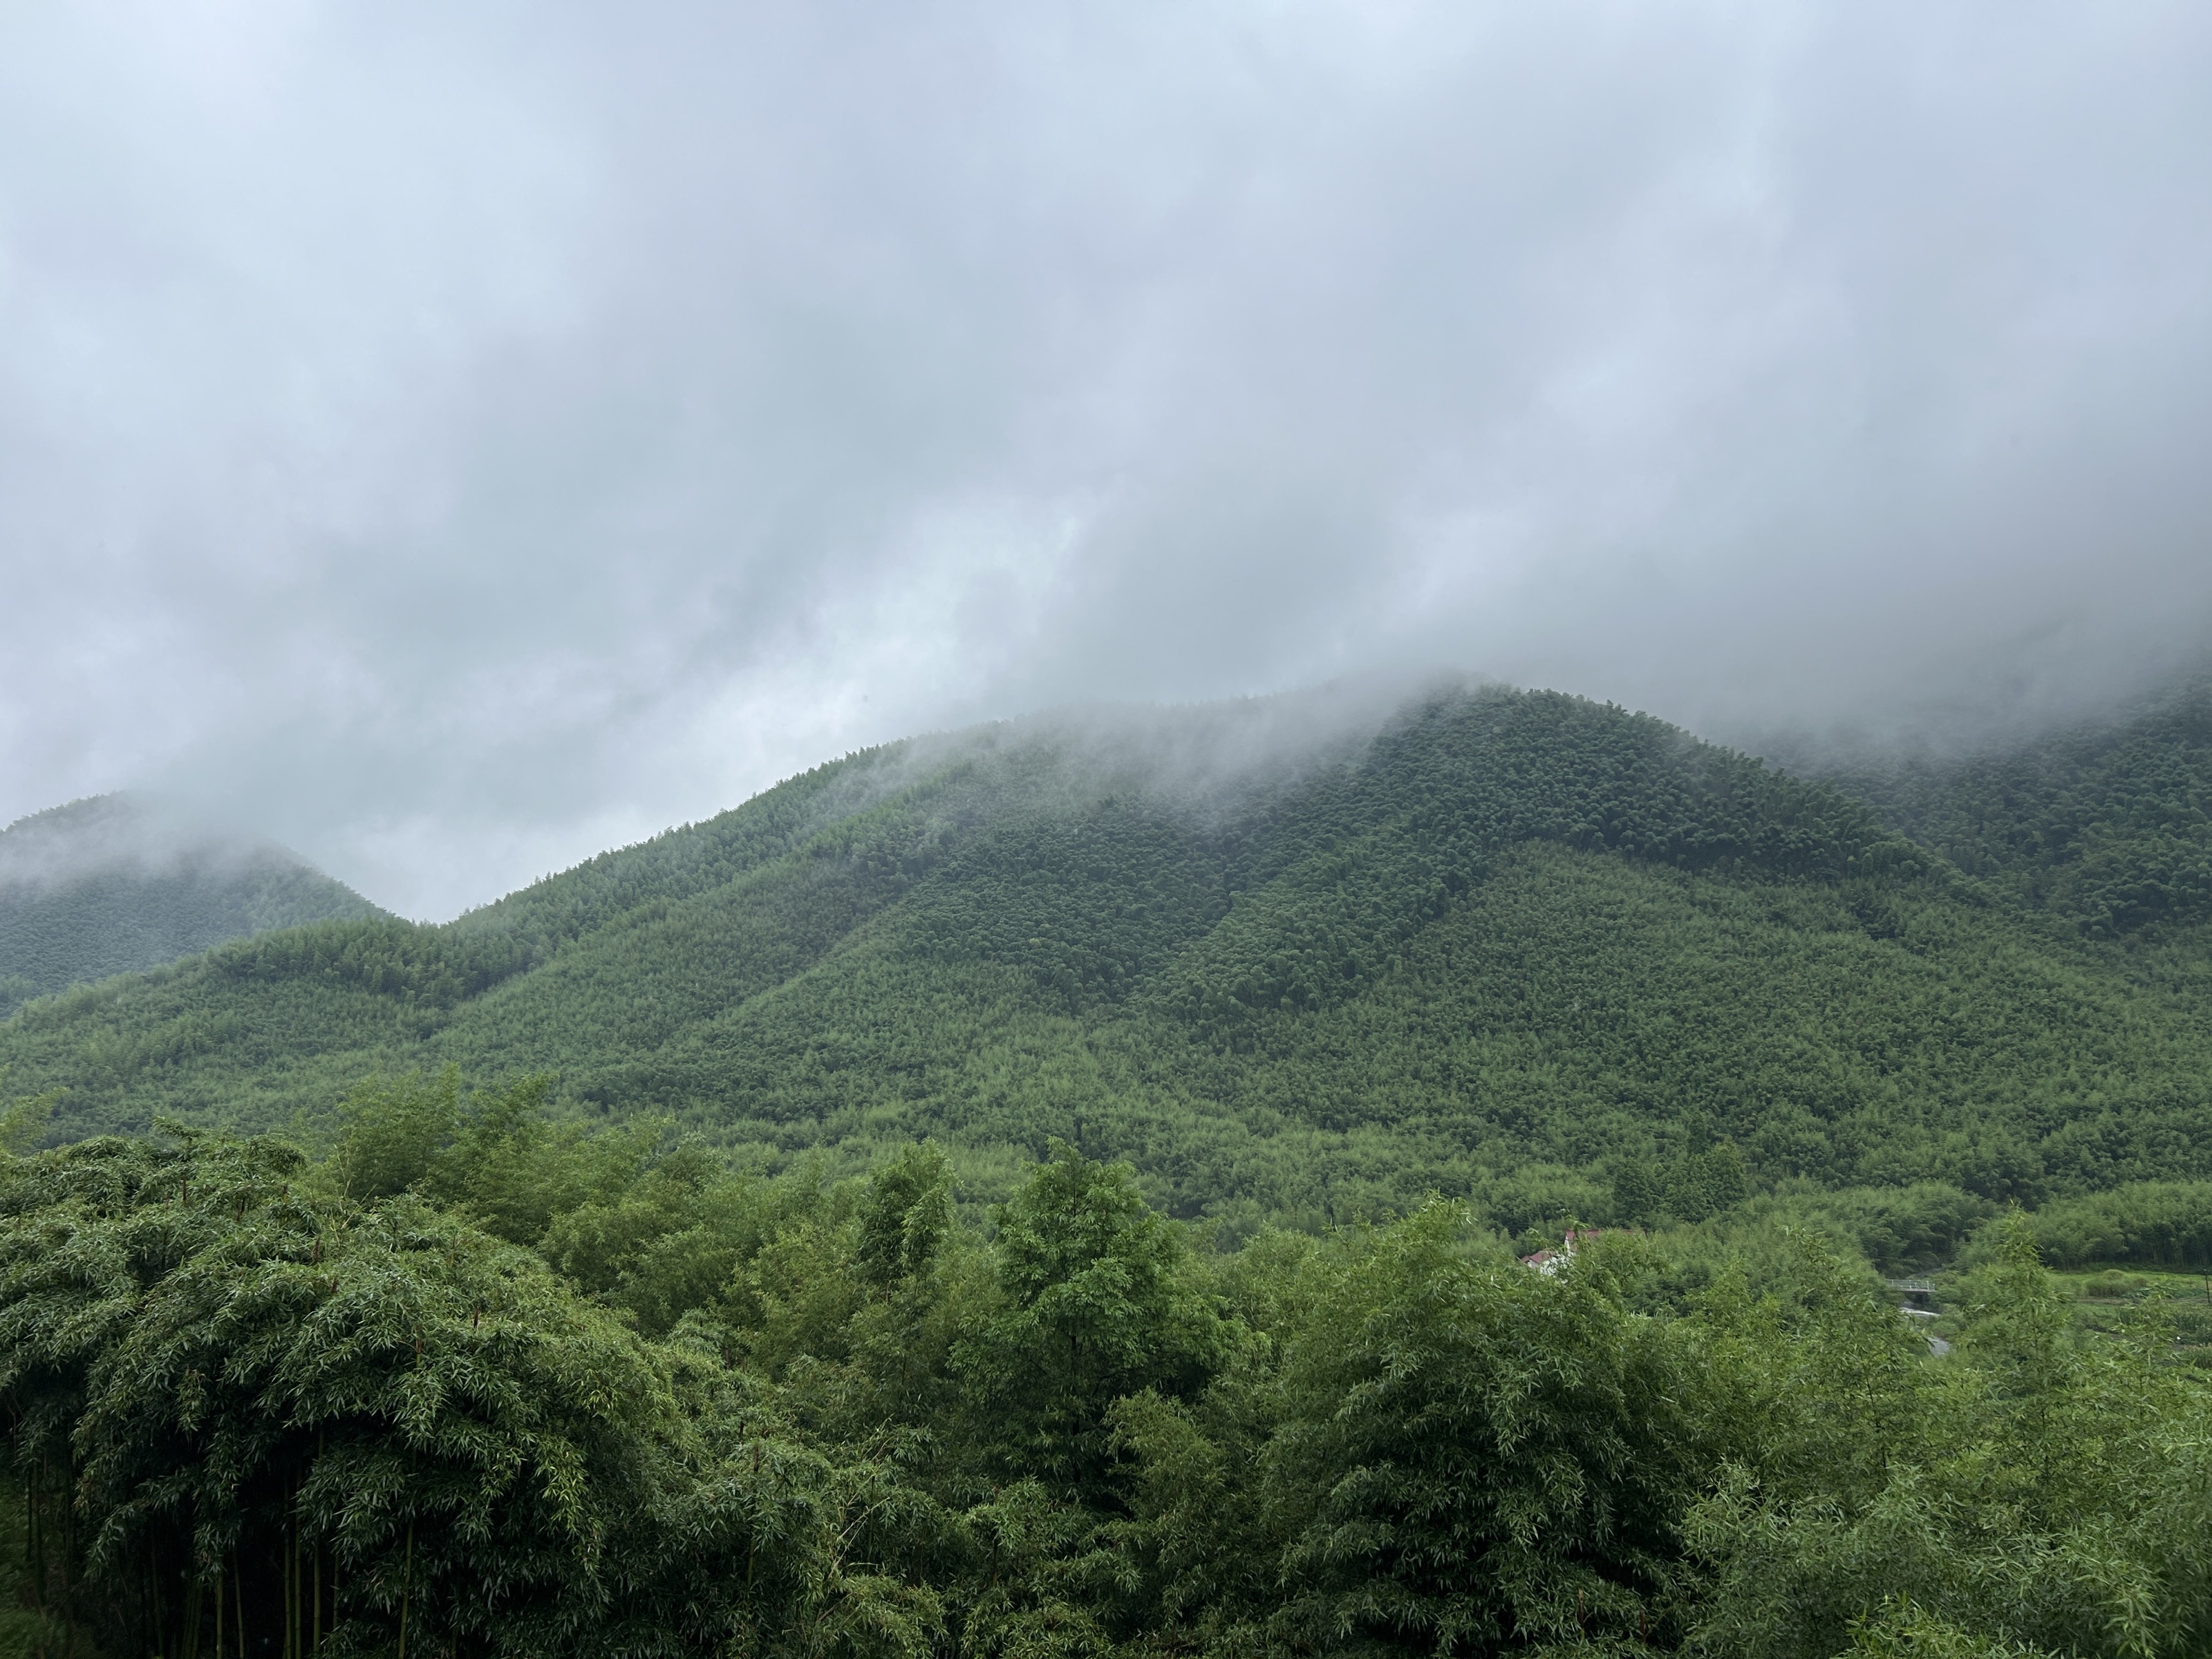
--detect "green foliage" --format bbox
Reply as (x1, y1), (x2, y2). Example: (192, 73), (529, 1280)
(1777, 1183), (1999, 1277)
(1613, 1141), (1750, 1226)
(0, 1119), (2207, 1656)
(18, 684), (2212, 1650)
(328, 1067), (462, 1198)
(956, 1147), (1223, 1501)
(859, 1144), (957, 1289)
(1685, 1217), (2212, 1659)
(1262, 1203), (1705, 1655)
(0, 795), (380, 1018)
(2002, 1179), (2212, 1268)
(0, 1130), (682, 1656)
(1828, 678), (2212, 940)
(13, 683), (2212, 1233)
(1839, 1600), (2061, 1658)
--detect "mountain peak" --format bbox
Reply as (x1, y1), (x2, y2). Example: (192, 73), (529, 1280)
(0, 792), (383, 1015)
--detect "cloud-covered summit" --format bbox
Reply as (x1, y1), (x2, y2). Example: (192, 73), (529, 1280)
(0, 793), (381, 1012)
(3, 1), (2209, 917)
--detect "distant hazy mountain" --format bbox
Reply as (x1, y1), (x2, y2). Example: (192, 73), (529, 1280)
(0, 794), (383, 1016)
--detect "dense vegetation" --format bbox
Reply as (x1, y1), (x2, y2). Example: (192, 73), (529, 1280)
(4, 1097), (2208, 1659)
(0, 796), (380, 1020)
(6, 679), (2212, 1653)
(1826, 679), (2212, 944)
(6, 684), (2212, 1230)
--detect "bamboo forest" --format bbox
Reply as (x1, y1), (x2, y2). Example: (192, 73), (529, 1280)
(6, 681), (2212, 1656)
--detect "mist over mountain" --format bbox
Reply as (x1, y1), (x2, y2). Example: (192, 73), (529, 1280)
(1770, 675), (2212, 936)
(0, 793), (384, 1016)
(5, 3), (2211, 919)
(2, 677), (2206, 1237)
(8, 675), (2212, 1658)
(12, 6), (2212, 1651)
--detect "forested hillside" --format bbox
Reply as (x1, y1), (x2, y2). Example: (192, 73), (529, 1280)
(0, 794), (382, 1018)
(6, 683), (2212, 1228)
(10, 681), (2212, 1658)
(1824, 678), (2212, 934)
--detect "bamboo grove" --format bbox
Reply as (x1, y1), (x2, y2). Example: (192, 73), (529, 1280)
(5, 1078), (2212, 1658)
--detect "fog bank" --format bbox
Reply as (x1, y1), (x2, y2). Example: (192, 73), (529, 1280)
(3, 1), (2209, 916)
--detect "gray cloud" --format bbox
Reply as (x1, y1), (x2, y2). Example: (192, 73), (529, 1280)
(3, 0), (2209, 917)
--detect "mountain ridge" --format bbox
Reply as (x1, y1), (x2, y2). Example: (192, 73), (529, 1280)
(2, 682), (2208, 1228)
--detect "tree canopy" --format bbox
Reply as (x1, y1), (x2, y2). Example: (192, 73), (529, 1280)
(2, 1107), (2208, 1658)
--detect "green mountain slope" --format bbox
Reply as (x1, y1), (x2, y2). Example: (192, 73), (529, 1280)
(4, 685), (2211, 1221)
(1826, 677), (2212, 939)
(0, 794), (383, 1018)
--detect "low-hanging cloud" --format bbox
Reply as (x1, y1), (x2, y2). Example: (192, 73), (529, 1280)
(3, 0), (2209, 917)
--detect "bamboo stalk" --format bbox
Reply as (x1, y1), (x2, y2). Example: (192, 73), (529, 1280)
(396, 1520), (413, 1659)
(314, 1429), (326, 1658)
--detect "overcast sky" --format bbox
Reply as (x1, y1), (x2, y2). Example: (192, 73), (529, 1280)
(3, 1), (2210, 918)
